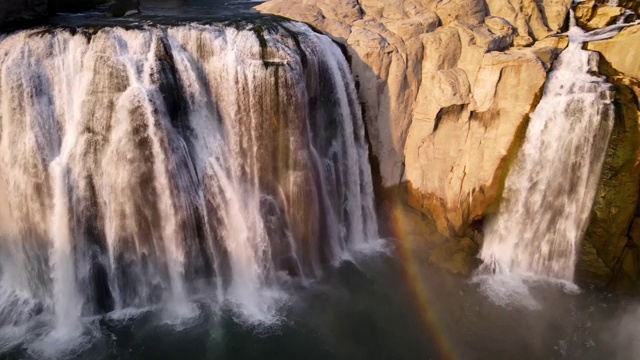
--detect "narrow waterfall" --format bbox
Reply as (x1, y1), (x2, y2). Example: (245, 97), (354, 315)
(475, 18), (620, 297)
(0, 21), (378, 329)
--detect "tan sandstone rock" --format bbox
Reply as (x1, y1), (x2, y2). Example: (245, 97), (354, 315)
(484, 0), (572, 42)
(587, 24), (640, 80)
(576, 1), (627, 30)
(256, 0), (556, 238)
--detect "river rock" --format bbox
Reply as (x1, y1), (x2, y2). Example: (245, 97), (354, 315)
(576, 58), (640, 293)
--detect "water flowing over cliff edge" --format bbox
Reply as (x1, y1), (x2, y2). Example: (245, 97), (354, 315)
(473, 16), (639, 306)
(0, 20), (380, 346)
(256, 0), (640, 293)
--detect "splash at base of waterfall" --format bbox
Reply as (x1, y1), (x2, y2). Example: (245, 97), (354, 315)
(0, 19), (381, 347)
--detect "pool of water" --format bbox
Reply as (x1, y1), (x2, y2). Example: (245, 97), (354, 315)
(1, 239), (638, 360)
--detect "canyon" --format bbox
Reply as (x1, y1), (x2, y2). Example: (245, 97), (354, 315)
(255, 0), (640, 291)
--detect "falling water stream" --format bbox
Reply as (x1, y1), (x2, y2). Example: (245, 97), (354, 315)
(475, 11), (637, 306)
(0, 19), (379, 349)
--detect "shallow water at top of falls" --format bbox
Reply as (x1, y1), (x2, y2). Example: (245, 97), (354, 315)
(42, 0), (267, 29)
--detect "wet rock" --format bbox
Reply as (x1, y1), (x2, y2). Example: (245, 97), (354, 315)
(108, 0), (141, 17)
(576, 55), (640, 293)
(256, 0), (556, 239)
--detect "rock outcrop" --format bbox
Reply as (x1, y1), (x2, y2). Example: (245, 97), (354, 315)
(256, 0), (564, 238)
(576, 58), (640, 292)
(587, 24), (640, 80)
(257, 0), (640, 290)
(573, 23), (640, 292)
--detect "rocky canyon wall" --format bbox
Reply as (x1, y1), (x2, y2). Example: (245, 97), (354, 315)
(256, 0), (640, 290)
(255, 0), (570, 237)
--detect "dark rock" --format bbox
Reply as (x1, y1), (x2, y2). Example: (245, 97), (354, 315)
(576, 55), (640, 293)
(108, 0), (141, 17)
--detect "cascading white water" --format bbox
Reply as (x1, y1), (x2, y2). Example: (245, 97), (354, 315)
(474, 14), (630, 305)
(0, 21), (379, 330)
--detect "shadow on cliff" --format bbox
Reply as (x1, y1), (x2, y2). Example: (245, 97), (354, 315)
(328, 37), (483, 277)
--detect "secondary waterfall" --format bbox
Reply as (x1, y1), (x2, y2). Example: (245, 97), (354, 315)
(475, 19), (619, 297)
(0, 21), (378, 330)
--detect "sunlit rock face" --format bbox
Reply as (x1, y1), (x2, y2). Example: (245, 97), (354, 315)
(484, 0), (573, 45)
(255, 0), (562, 237)
(587, 24), (640, 80)
(256, 0), (640, 291)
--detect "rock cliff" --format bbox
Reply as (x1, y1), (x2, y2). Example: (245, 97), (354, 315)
(257, 0), (640, 289)
(256, 0), (566, 238)
(0, 0), (48, 25)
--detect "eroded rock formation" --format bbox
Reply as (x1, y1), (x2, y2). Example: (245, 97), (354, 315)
(257, 0), (640, 289)
(256, 0), (566, 238)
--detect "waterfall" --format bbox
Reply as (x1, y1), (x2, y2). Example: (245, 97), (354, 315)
(474, 17), (622, 305)
(0, 21), (378, 329)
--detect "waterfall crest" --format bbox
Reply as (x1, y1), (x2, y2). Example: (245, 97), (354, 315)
(474, 17), (623, 305)
(0, 22), (378, 329)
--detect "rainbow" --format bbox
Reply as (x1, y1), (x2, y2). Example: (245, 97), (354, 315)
(387, 199), (458, 360)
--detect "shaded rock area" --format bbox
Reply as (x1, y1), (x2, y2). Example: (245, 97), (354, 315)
(576, 45), (640, 293)
(379, 186), (481, 277)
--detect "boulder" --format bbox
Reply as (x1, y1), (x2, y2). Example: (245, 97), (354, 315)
(587, 24), (640, 80)
(484, 0), (572, 43)
(47, 0), (110, 13)
(108, 0), (140, 17)
(576, 1), (627, 30)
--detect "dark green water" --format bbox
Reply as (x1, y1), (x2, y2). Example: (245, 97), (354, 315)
(2, 243), (639, 360)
